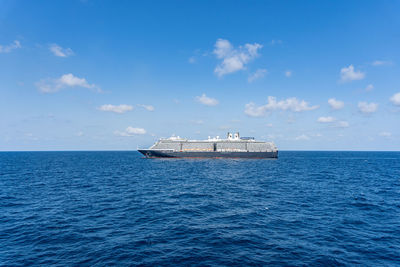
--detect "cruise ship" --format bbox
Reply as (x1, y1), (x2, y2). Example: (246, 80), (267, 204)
(138, 132), (278, 158)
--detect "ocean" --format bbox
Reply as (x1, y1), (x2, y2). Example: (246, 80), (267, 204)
(1, 151), (399, 266)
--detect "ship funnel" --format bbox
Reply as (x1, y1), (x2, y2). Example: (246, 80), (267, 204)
(227, 132), (233, 139)
(234, 132), (240, 140)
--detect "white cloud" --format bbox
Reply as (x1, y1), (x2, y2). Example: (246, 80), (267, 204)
(114, 126), (146, 136)
(390, 92), (400, 106)
(336, 121), (349, 128)
(248, 69), (267, 82)
(0, 40), (21, 53)
(188, 56), (196, 64)
(295, 134), (310, 141)
(196, 94), (219, 106)
(213, 38), (262, 77)
(372, 60), (392, 66)
(270, 39), (282, 45)
(340, 65), (365, 82)
(75, 131), (84, 137)
(36, 73), (100, 93)
(285, 70), (292, 77)
(358, 102), (378, 114)
(244, 96), (318, 117)
(365, 84), (374, 92)
(328, 98), (344, 110)
(191, 120), (204, 124)
(138, 104), (155, 111)
(318, 116), (336, 123)
(49, 44), (74, 57)
(99, 104), (133, 113)
(379, 132), (392, 138)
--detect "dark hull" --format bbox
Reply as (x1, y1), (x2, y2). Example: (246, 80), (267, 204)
(138, 150), (278, 159)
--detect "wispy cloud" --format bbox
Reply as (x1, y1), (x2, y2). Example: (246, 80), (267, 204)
(328, 98), (344, 110)
(36, 73), (101, 93)
(196, 94), (219, 106)
(371, 60), (392, 66)
(358, 101), (378, 114)
(49, 44), (74, 57)
(0, 40), (21, 53)
(285, 70), (292, 77)
(295, 134), (310, 141)
(114, 126), (146, 136)
(365, 84), (374, 92)
(340, 65), (365, 82)
(244, 96), (318, 117)
(390, 92), (400, 106)
(336, 121), (349, 128)
(248, 69), (267, 82)
(317, 116), (336, 123)
(379, 132), (392, 138)
(99, 104), (133, 113)
(137, 104), (155, 111)
(213, 38), (262, 77)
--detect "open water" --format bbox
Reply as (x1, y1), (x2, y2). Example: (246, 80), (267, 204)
(1, 151), (399, 266)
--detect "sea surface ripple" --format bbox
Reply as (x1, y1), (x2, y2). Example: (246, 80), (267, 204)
(1, 151), (400, 266)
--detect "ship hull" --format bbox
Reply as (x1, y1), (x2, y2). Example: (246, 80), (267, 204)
(138, 149), (278, 159)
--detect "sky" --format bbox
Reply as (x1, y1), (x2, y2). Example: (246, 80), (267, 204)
(1, 0), (400, 151)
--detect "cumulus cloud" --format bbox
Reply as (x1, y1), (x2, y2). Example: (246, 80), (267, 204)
(244, 96), (318, 117)
(365, 84), (374, 92)
(285, 70), (292, 77)
(0, 40), (21, 53)
(317, 116), (336, 123)
(248, 69), (267, 82)
(328, 98), (344, 110)
(99, 104), (133, 113)
(36, 73), (100, 93)
(390, 92), (400, 106)
(358, 102), (378, 114)
(213, 38), (262, 77)
(49, 44), (74, 57)
(138, 104), (155, 111)
(196, 94), (219, 106)
(340, 65), (365, 82)
(114, 126), (146, 136)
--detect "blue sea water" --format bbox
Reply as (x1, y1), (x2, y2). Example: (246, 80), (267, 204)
(1, 151), (399, 266)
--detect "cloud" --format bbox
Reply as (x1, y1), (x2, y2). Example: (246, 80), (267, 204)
(188, 56), (196, 64)
(196, 94), (219, 106)
(285, 70), (292, 77)
(244, 96), (318, 117)
(138, 104), (155, 111)
(36, 73), (100, 93)
(99, 104), (133, 113)
(365, 84), (374, 92)
(328, 98), (344, 110)
(270, 39), (282, 45)
(191, 120), (204, 124)
(248, 69), (267, 82)
(379, 132), (392, 138)
(340, 65), (365, 82)
(372, 60), (392, 66)
(358, 102), (378, 113)
(0, 40), (21, 53)
(213, 38), (262, 77)
(49, 44), (74, 57)
(295, 134), (310, 141)
(318, 116), (336, 123)
(336, 121), (349, 128)
(114, 126), (146, 136)
(390, 92), (400, 106)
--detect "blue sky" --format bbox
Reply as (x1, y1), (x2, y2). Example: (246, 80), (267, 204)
(1, 0), (400, 151)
